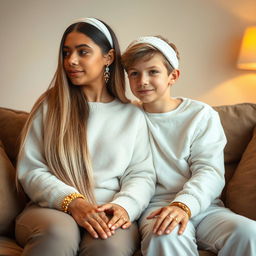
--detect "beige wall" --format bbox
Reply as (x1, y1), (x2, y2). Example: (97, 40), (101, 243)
(1, 0), (256, 111)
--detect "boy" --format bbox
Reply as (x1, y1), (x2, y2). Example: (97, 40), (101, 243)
(122, 36), (256, 256)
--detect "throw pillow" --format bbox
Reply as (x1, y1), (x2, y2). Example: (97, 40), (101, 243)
(226, 126), (256, 220)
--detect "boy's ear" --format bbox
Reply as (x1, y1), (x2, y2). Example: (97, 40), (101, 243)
(168, 69), (180, 86)
(104, 49), (115, 65)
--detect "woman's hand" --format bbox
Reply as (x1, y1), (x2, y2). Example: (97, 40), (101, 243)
(97, 203), (132, 231)
(68, 198), (112, 239)
(147, 205), (189, 235)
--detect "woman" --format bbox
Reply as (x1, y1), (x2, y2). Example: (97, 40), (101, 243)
(15, 18), (155, 256)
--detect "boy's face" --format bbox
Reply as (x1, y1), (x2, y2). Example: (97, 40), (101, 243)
(127, 53), (176, 104)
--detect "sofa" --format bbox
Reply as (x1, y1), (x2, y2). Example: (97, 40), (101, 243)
(0, 102), (256, 256)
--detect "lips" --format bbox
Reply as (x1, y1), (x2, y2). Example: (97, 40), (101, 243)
(67, 70), (84, 77)
(137, 89), (154, 95)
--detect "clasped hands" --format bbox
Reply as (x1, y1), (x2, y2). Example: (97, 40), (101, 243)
(68, 198), (131, 239)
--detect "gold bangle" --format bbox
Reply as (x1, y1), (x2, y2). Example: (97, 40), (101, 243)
(170, 202), (191, 219)
(61, 193), (85, 213)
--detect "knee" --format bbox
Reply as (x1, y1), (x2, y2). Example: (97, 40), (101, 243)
(148, 233), (172, 245)
(85, 239), (126, 256)
(99, 239), (121, 254)
(231, 218), (256, 241)
(142, 227), (180, 248)
(16, 214), (80, 256)
(16, 213), (79, 246)
(40, 219), (80, 245)
(142, 229), (195, 256)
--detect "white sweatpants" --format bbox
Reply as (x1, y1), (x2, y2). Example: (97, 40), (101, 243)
(139, 202), (256, 256)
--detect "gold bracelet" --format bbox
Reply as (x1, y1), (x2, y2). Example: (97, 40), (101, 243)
(170, 202), (191, 219)
(61, 193), (85, 213)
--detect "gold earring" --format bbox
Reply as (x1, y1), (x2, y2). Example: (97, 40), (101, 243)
(104, 64), (110, 84)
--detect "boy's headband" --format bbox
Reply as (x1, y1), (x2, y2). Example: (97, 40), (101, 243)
(128, 36), (179, 69)
(73, 17), (113, 48)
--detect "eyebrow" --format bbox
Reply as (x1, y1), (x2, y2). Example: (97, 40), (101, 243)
(146, 65), (160, 69)
(63, 44), (92, 49)
(129, 65), (160, 70)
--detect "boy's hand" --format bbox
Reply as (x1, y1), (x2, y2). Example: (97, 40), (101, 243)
(147, 205), (189, 235)
(97, 203), (131, 230)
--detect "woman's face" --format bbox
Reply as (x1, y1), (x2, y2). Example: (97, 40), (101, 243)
(63, 32), (108, 88)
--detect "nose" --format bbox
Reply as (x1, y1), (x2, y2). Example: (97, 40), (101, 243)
(68, 52), (79, 66)
(139, 73), (149, 87)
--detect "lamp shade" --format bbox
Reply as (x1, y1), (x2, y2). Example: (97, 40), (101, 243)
(237, 26), (256, 70)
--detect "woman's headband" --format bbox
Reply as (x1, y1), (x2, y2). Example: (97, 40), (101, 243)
(73, 17), (113, 48)
(127, 36), (179, 69)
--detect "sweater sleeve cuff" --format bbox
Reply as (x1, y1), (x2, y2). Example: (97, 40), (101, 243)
(111, 197), (140, 222)
(51, 187), (79, 210)
(172, 194), (201, 218)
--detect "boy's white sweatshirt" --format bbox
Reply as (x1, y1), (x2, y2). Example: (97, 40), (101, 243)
(143, 98), (226, 217)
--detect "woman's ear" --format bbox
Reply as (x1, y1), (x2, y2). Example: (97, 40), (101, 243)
(168, 69), (180, 86)
(105, 49), (115, 65)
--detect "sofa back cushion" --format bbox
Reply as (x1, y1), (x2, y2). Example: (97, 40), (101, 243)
(0, 107), (28, 166)
(214, 103), (256, 173)
(213, 103), (256, 203)
(214, 103), (256, 163)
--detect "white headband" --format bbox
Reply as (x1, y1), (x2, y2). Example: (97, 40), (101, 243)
(128, 36), (179, 69)
(73, 17), (113, 48)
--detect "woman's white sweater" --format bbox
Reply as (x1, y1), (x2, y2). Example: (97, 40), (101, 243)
(17, 99), (156, 221)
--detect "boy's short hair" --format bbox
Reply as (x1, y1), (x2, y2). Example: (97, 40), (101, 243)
(122, 35), (180, 74)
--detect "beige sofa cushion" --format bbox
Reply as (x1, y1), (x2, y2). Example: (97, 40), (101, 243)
(213, 103), (256, 204)
(226, 126), (256, 220)
(0, 142), (25, 236)
(0, 107), (28, 166)
(214, 103), (256, 164)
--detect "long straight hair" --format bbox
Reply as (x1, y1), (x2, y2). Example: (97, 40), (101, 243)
(18, 20), (128, 204)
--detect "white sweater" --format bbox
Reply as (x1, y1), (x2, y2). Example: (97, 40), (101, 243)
(143, 98), (226, 217)
(17, 99), (156, 221)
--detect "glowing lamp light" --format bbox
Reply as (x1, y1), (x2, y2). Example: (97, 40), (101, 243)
(237, 26), (256, 70)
